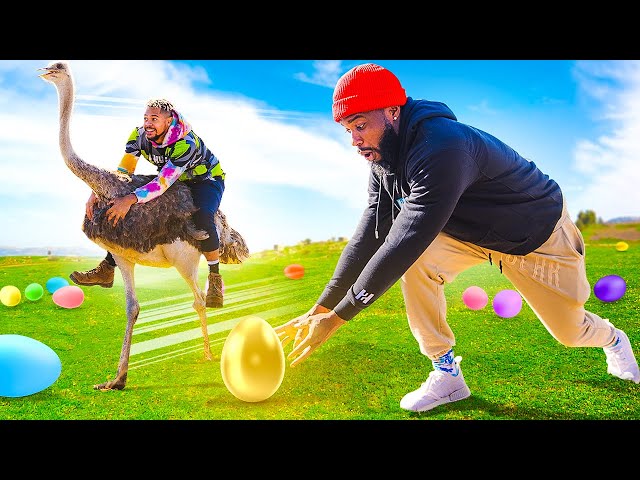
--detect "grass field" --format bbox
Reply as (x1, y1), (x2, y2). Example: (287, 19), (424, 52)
(0, 232), (638, 421)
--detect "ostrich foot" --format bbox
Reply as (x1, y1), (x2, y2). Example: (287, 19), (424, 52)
(94, 375), (127, 391)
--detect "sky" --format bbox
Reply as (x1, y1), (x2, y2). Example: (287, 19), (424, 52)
(1, 59), (639, 257)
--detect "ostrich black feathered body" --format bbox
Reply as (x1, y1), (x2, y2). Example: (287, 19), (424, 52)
(83, 173), (206, 254)
(82, 172), (250, 264)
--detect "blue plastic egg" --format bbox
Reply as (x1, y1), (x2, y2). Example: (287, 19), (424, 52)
(0, 334), (62, 397)
(46, 276), (69, 294)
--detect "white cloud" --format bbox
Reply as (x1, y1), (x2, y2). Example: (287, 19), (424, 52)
(294, 60), (344, 88)
(571, 60), (640, 221)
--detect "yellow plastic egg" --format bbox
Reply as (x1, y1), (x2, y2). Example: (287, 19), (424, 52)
(615, 241), (629, 252)
(0, 286), (21, 307)
(221, 316), (285, 403)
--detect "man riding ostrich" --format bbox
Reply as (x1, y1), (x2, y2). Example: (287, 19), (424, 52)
(39, 60), (249, 391)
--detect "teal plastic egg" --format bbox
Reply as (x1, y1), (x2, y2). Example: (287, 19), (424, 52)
(46, 276), (69, 294)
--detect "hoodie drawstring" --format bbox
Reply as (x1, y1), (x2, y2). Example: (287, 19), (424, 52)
(488, 253), (503, 274)
(375, 180), (382, 239)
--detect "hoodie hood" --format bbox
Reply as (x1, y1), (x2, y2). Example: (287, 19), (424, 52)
(399, 97), (457, 157)
(150, 109), (192, 148)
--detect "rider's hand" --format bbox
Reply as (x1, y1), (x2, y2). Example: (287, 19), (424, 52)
(85, 192), (98, 220)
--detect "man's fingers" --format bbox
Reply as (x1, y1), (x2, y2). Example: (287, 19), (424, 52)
(275, 325), (296, 349)
(278, 334), (293, 349)
(273, 316), (312, 353)
(289, 345), (313, 368)
(288, 331), (310, 360)
(292, 325), (309, 351)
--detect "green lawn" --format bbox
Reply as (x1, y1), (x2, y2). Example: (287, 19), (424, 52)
(0, 237), (638, 420)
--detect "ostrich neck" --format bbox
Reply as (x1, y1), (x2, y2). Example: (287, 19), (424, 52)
(56, 78), (123, 199)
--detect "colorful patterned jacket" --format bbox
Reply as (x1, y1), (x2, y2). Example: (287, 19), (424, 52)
(117, 110), (224, 204)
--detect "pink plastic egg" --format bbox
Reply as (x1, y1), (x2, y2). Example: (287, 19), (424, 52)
(462, 286), (489, 310)
(52, 285), (85, 309)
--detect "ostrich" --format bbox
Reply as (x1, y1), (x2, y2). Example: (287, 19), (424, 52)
(39, 60), (250, 391)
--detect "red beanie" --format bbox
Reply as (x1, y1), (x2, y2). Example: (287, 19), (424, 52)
(332, 63), (407, 122)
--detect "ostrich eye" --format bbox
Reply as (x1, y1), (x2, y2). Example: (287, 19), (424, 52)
(54, 62), (64, 69)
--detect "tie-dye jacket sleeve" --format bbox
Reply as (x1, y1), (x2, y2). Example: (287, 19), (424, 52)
(132, 160), (188, 204)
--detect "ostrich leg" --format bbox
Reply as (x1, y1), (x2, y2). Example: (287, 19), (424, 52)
(94, 257), (139, 391)
(171, 248), (212, 360)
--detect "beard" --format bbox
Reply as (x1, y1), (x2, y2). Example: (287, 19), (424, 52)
(368, 122), (400, 176)
(146, 132), (162, 143)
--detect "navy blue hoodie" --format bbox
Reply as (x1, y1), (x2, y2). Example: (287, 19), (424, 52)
(317, 97), (564, 321)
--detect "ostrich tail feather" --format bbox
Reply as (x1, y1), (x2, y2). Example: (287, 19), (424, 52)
(215, 209), (250, 264)
(219, 228), (251, 264)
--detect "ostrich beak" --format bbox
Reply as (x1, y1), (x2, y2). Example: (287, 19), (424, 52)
(38, 67), (55, 79)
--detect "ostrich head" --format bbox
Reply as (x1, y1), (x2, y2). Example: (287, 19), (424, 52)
(38, 60), (73, 85)
(37, 59), (126, 199)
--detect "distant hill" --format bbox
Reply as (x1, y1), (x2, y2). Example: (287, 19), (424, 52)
(0, 246), (103, 257)
(607, 216), (640, 224)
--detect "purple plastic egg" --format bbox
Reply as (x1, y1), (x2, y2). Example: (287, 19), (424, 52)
(593, 275), (626, 303)
(492, 289), (523, 318)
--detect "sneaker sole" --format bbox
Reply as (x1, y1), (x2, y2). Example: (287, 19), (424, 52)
(404, 384), (472, 413)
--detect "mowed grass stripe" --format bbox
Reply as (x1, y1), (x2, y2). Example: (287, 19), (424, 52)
(134, 291), (297, 335)
(129, 341), (225, 370)
(130, 305), (299, 356)
(136, 281), (302, 324)
(137, 275), (283, 308)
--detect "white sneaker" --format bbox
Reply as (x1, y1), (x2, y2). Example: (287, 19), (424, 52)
(604, 329), (640, 384)
(400, 356), (471, 412)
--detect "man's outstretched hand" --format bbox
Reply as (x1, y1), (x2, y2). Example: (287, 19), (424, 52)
(274, 305), (347, 368)
(274, 305), (328, 350)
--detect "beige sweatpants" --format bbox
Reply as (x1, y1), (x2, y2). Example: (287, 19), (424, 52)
(400, 204), (617, 360)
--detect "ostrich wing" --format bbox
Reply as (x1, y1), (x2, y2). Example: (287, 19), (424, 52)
(84, 174), (203, 253)
(84, 174), (250, 263)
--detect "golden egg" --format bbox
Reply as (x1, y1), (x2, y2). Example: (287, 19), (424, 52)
(220, 316), (285, 403)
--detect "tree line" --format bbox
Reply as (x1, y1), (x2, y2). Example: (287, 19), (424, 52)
(575, 209), (604, 231)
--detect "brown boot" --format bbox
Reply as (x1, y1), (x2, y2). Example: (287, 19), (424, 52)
(69, 259), (115, 288)
(206, 272), (224, 308)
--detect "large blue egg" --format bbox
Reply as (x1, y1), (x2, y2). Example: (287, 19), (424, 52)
(0, 335), (62, 398)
